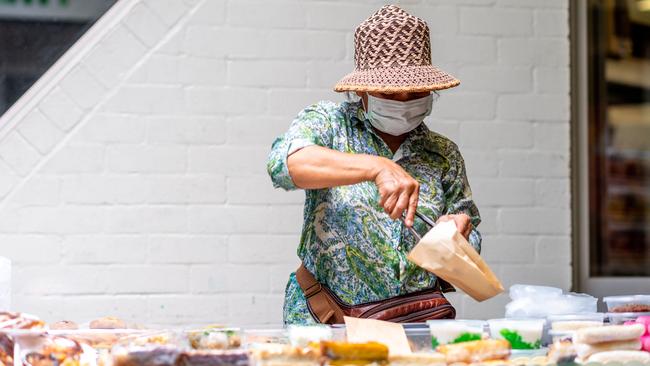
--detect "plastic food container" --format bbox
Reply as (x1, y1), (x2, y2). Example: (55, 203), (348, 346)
(603, 295), (650, 313)
(547, 313), (605, 332)
(405, 327), (436, 353)
(287, 325), (333, 347)
(607, 311), (650, 325)
(427, 320), (485, 348)
(487, 319), (545, 350)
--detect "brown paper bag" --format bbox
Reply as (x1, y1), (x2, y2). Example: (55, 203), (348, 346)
(407, 220), (504, 302)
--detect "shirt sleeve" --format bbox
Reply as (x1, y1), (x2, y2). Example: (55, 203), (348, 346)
(442, 145), (482, 253)
(266, 103), (336, 191)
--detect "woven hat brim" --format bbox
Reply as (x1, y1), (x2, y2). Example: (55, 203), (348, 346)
(334, 65), (460, 93)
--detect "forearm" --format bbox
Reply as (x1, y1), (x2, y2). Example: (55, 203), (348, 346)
(287, 145), (380, 189)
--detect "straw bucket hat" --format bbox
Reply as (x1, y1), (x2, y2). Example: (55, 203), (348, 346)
(334, 5), (460, 93)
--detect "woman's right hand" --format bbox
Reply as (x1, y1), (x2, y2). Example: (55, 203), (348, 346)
(370, 157), (420, 227)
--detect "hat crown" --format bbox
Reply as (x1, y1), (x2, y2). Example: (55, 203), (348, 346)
(354, 5), (432, 70)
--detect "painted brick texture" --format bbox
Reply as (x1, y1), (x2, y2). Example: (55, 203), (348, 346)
(0, 0), (570, 325)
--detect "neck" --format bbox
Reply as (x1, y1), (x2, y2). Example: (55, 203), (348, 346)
(373, 128), (408, 154)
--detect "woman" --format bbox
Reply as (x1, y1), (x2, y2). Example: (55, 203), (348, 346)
(267, 5), (481, 324)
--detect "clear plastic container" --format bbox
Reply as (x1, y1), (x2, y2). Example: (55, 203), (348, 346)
(426, 319), (486, 347)
(603, 295), (650, 313)
(607, 311), (650, 324)
(405, 327), (436, 353)
(184, 327), (242, 350)
(487, 318), (545, 350)
(547, 313), (605, 331)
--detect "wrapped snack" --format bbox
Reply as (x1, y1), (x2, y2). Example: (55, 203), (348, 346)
(187, 328), (241, 350)
(250, 343), (321, 366)
(21, 336), (85, 366)
(112, 345), (181, 366)
(179, 350), (250, 366)
(547, 313), (604, 332)
(575, 338), (641, 359)
(436, 339), (511, 364)
(587, 350), (650, 363)
(320, 341), (388, 364)
(90, 317), (128, 329)
(574, 323), (645, 344)
(388, 352), (446, 366)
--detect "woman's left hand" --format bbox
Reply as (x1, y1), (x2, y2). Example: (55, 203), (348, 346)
(436, 214), (472, 239)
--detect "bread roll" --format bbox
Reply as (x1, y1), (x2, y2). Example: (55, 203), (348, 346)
(89, 316), (127, 329)
(587, 350), (650, 364)
(50, 320), (79, 330)
(575, 339), (640, 359)
(574, 323), (644, 344)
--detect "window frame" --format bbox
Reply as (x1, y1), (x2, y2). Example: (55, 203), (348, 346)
(571, 0), (650, 297)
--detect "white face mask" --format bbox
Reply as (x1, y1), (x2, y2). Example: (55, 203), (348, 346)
(364, 94), (433, 136)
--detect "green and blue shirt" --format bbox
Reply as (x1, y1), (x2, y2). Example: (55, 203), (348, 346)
(267, 100), (481, 324)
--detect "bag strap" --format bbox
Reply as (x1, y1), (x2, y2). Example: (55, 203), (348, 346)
(295, 264), (345, 324)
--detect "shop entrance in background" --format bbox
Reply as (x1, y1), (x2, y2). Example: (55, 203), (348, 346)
(574, 0), (650, 296)
(0, 0), (116, 115)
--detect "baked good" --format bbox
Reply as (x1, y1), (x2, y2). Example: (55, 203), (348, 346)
(574, 323), (645, 344)
(90, 316), (127, 329)
(112, 346), (181, 366)
(320, 340), (388, 364)
(0, 334), (13, 366)
(436, 339), (511, 363)
(187, 328), (241, 350)
(587, 350), (650, 363)
(179, 350), (250, 366)
(388, 352), (446, 365)
(24, 336), (83, 366)
(575, 338), (641, 359)
(0, 311), (45, 329)
(250, 343), (321, 366)
(51, 320), (79, 330)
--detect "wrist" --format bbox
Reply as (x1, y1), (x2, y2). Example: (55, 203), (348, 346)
(362, 155), (384, 181)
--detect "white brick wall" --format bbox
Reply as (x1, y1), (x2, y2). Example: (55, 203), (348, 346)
(0, 0), (570, 325)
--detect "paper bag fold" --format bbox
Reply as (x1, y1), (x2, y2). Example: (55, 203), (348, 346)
(407, 220), (504, 302)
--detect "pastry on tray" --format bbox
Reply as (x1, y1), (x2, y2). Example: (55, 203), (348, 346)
(51, 320), (79, 331)
(320, 341), (389, 365)
(112, 346), (182, 366)
(436, 339), (511, 364)
(90, 316), (128, 330)
(23, 336), (84, 366)
(250, 343), (321, 366)
(179, 350), (250, 366)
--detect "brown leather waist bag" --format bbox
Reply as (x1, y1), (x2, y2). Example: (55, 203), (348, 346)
(296, 264), (456, 324)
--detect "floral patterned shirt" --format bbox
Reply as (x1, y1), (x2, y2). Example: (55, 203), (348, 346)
(267, 100), (481, 324)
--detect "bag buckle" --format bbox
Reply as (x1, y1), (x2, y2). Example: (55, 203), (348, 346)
(304, 282), (323, 299)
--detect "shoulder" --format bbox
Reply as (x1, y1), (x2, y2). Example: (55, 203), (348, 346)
(424, 129), (463, 161)
(298, 100), (344, 120)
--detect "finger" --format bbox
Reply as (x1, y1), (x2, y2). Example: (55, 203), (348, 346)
(452, 215), (466, 232)
(390, 191), (410, 220)
(382, 192), (398, 214)
(436, 214), (452, 224)
(404, 184), (419, 227)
